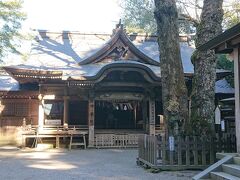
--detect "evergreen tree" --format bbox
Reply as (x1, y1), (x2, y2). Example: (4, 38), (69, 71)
(0, 0), (26, 60)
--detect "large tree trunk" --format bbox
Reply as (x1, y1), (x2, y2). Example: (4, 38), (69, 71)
(190, 0), (223, 135)
(154, 0), (189, 136)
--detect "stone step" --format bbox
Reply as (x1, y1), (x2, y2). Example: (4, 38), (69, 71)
(233, 157), (240, 165)
(210, 172), (240, 180)
(222, 164), (240, 178)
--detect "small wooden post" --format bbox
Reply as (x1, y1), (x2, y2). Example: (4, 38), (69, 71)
(162, 135), (167, 165)
(185, 136), (190, 166)
(169, 136), (174, 165)
(153, 136), (157, 165)
(177, 136), (182, 165)
(193, 136), (198, 165)
(201, 137), (206, 166)
(210, 137), (215, 164)
(56, 135), (59, 148)
(142, 100), (148, 132)
(134, 104), (137, 128)
(88, 99), (95, 147)
(149, 100), (155, 136)
(38, 94), (44, 131)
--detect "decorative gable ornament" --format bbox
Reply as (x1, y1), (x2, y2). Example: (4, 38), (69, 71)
(78, 28), (160, 66)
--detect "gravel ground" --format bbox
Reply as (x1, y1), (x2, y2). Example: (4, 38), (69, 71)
(0, 146), (198, 180)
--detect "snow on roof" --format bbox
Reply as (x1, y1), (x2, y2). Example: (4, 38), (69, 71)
(133, 41), (195, 73)
(0, 73), (19, 91)
(4, 30), (194, 73)
(25, 31), (111, 68)
(1, 30), (233, 94)
(215, 78), (234, 94)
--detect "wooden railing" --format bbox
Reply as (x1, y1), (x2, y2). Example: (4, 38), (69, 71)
(95, 134), (140, 148)
(215, 133), (236, 152)
(21, 125), (89, 148)
(138, 134), (236, 170)
(22, 125), (88, 133)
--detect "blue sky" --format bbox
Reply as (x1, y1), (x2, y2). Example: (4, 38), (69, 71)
(22, 0), (122, 33)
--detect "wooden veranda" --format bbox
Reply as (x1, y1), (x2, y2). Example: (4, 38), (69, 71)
(22, 125), (88, 149)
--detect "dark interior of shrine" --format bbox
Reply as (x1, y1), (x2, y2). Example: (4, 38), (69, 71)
(69, 100), (88, 125)
(95, 100), (144, 129)
(44, 99), (163, 128)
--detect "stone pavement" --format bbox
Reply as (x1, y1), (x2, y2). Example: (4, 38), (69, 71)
(0, 147), (198, 180)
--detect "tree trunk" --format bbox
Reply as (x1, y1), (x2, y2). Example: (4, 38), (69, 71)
(154, 0), (189, 136)
(190, 0), (223, 135)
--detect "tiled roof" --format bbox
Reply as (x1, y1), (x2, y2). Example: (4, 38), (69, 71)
(0, 30), (233, 94)
(0, 72), (19, 91)
(4, 30), (194, 74)
(133, 41), (194, 73)
(215, 78), (234, 94)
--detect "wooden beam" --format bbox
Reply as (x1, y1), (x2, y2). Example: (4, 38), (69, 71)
(97, 82), (151, 87)
(215, 42), (233, 54)
(234, 47), (240, 153)
(230, 34), (240, 47)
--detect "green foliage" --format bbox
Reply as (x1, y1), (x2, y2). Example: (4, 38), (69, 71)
(217, 54), (234, 71)
(223, 0), (240, 29)
(0, 0), (26, 60)
(120, 0), (156, 33)
(217, 54), (234, 86)
(120, 0), (195, 34)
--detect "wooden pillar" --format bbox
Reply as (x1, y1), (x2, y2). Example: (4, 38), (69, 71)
(234, 48), (240, 153)
(88, 99), (95, 147)
(149, 100), (155, 136)
(38, 97), (44, 131)
(0, 99), (3, 127)
(134, 104), (137, 128)
(142, 100), (148, 132)
(63, 96), (69, 127)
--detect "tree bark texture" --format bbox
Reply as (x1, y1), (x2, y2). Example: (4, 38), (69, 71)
(154, 0), (189, 136)
(190, 0), (223, 135)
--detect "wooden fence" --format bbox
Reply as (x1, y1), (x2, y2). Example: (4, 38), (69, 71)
(95, 134), (139, 148)
(138, 134), (236, 170)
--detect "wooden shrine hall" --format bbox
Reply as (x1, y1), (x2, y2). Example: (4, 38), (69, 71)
(0, 24), (234, 148)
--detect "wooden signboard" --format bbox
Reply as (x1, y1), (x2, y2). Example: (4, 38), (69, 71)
(45, 119), (61, 125)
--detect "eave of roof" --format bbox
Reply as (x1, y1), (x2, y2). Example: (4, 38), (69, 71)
(197, 23), (240, 52)
(2, 61), (162, 84)
(215, 78), (234, 94)
(220, 97), (235, 102)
